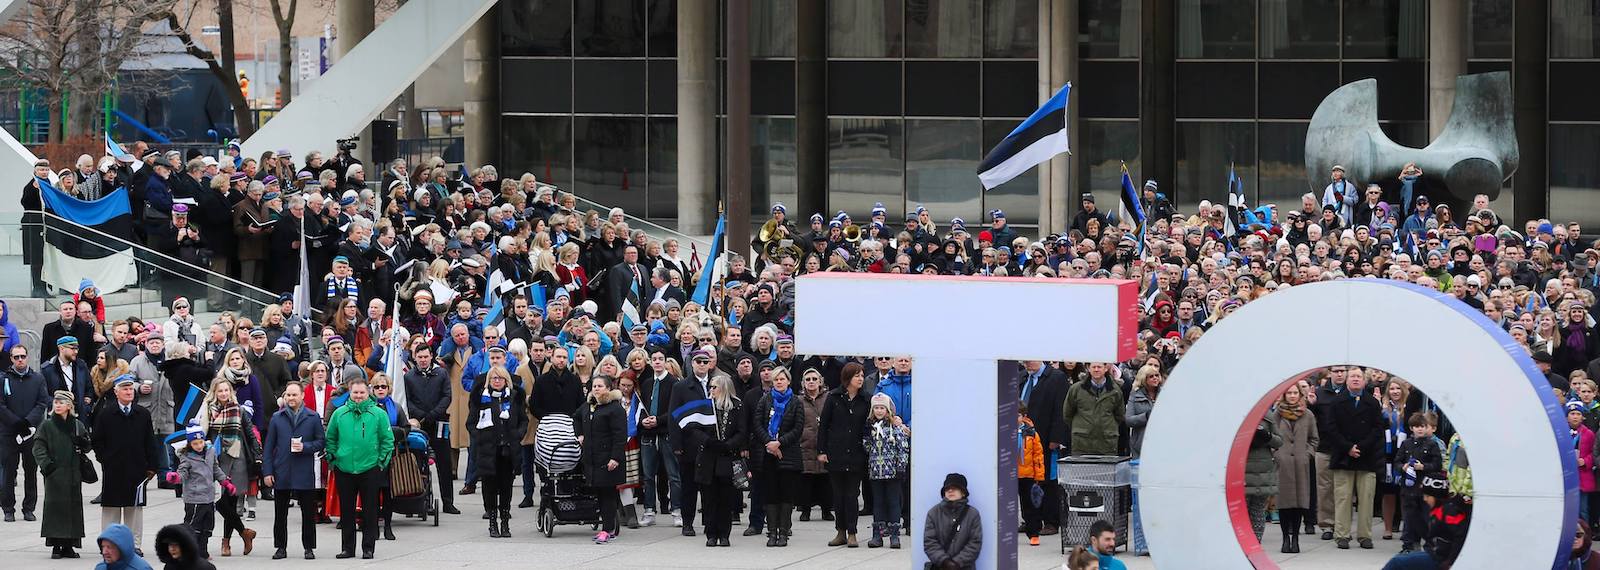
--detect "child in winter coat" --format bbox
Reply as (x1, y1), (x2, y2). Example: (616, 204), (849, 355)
(1017, 403), (1046, 546)
(1572, 402), (1599, 525)
(154, 524), (216, 570)
(863, 392), (910, 549)
(165, 420), (232, 559)
(447, 299), (484, 340)
(1393, 412), (1445, 553)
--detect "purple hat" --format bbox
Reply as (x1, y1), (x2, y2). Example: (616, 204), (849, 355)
(296, 170), (314, 181)
(263, 175), (279, 187)
(275, 149), (292, 158)
(229, 172), (248, 182)
(171, 203), (189, 214)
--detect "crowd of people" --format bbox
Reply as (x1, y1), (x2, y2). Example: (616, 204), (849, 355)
(5, 141), (1598, 570)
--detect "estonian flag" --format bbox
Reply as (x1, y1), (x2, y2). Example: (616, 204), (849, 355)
(977, 83), (1071, 190)
(1227, 164), (1247, 239)
(673, 398), (716, 429)
(691, 214), (726, 306)
(105, 133), (134, 162)
(1118, 164), (1146, 255)
(162, 384), (209, 445)
(36, 176), (140, 293)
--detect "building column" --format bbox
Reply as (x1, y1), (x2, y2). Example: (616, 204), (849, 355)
(795, 0), (828, 221)
(1428, 0), (1467, 139)
(1038, 0), (1076, 237)
(1139, 0), (1175, 199)
(725, 0), (752, 255)
(336, 0), (375, 166)
(677, 0), (717, 234)
(1512, 0), (1548, 222)
(462, 4), (499, 169)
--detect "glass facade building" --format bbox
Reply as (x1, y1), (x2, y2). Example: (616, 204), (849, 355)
(494, 0), (1595, 229)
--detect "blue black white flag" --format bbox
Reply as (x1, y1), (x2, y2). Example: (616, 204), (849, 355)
(978, 83), (1071, 190)
(691, 214), (726, 306)
(1227, 164), (1246, 239)
(36, 176), (138, 293)
(1118, 164), (1146, 255)
(673, 398), (716, 429)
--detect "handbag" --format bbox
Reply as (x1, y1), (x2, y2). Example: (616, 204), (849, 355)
(715, 410), (750, 491)
(75, 425), (97, 484)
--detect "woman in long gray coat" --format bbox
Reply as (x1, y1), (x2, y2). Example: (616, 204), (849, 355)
(1272, 383), (1318, 554)
(1244, 412), (1282, 543)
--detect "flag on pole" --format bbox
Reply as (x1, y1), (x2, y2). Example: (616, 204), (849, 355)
(1226, 163), (1245, 240)
(977, 83), (1071, 190)
(292, 208), (312, 321)
(1118, 163), (1147, 255)
(383, 291), (408, 408)
(105, 133), (134, 162)
(691, 213), (726, 306)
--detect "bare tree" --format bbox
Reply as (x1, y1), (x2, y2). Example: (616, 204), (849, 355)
(0, 0), (176, 142)
(268, 0), (299, 107)
(162, 0), (253, 138)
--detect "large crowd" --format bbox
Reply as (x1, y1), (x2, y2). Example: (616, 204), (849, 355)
(3, 143), (1598, 570)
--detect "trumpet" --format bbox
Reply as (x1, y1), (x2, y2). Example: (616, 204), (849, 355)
(843, 223), (861, 243)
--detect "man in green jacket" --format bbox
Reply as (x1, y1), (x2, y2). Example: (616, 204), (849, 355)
(325, 378), (393, 560)
(1062, 363), (1124, 456)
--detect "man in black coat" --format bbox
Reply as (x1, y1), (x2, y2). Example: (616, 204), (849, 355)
(740, 284), (787, 342)
(91, 376), (162, 549)
(646, 266), (686, 308)
(1018, 360), (1070, 535)
(39, 300), (97, 364)
(402, 345), (457, 514)
(0, 344), (50, 521)
(244, 328), (292, 422)
(1323, 367), (1384, 550)
(636, 349), (680, 523)
(607, 245), (655, 326)
(40, 337), (92, 417)
(668, 348), (718, 536)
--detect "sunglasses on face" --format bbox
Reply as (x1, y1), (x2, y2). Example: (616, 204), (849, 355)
(372, 384), (389, 389)
(174, 305), (189, 310)
(9, 355), (24, 360)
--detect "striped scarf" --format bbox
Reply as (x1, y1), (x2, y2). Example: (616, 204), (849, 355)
(209, 401), (243, 458)
(326, 276), (359, 301)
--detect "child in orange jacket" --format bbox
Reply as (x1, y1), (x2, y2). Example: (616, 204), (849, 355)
(1017, 403), (1046, 546)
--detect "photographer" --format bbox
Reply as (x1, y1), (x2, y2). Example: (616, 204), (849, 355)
(327, 138), (364, 188)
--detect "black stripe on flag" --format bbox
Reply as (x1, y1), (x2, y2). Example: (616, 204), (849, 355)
(978, 107), (1066, 173)
(44, 212), (134, 259)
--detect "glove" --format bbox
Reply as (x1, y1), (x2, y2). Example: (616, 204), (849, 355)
(164, 471), (181, 485)
(241, 400), (255, 417)
(221, 479), (237, 496)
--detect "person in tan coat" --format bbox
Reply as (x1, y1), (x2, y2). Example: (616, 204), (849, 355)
(1274, 383), (1319, 554)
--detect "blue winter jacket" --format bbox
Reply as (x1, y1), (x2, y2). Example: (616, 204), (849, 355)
(876, 373), (913, 427)
(261, 404), (327, 491)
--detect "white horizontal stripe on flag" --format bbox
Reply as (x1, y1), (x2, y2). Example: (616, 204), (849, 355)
(978, 129), (1069, 190)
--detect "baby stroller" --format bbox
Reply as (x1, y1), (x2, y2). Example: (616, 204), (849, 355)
(387, 428), (440, 526)
(534, 414), (601, 537)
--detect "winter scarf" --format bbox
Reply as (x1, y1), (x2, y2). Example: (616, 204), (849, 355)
(1277, 402), (1303, 421)
(1567, 323), (1590, 355)
(767, 387), (793, 438)
(208, 400), (243, 458)
(479, 385), (512, 420)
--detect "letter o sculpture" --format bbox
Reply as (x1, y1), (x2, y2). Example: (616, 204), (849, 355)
(1140, 279), (1576, 568)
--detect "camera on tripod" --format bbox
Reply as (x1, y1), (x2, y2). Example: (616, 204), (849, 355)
(336, 137), (360, 152)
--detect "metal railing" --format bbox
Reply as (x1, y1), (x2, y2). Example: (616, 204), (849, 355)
(43, 212), (281, 303)
(566, 191), (714, 250)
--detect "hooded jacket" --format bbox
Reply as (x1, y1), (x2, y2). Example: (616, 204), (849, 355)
(154, 524), (216, 570)
(0, 299), (19, 354)
(325, 397), (394, 474)
(95, 523), (153, 570)
(174, 441), (225, 504)
(573, 388), (626, 487)
(875, 372), (913, 427)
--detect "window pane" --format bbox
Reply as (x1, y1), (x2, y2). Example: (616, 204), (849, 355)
(829, 0), (904, 57)
(1344, 62), (1426, 121)
(1258, 122), (1310, 209)
(502, 0), (573, 57)
(827, 61), (903, 116)
(574, 60), (646, 114)
(1177, 0), (1255, 59)
(985, 0), (1039, 58)
(906, 0), (982, 58)
(501, 115), (573, 191)
(828, 118), (904, 221)
(1343, 0), (1427, 59)
(649, 59), (677, 114)
(574, 117), (647, 213)
(1077, 120), (1140, 214)
(647, 0), (676, 56)
(1258, 62), (1339, 119)
(1080, 0), (1139, 58)
(906, 61), (980, 116)
(501, 59), (572, 113)
(1175, 122), (1255, 210)
(751, 118), (798, 222)
(752, 0), (797, 57)
(1552, 0), (1600, 59)
(751, 60), (796, 116)
(1550, 124), (1600, 230)
(907, 119), (982, 225)
(646, 118), (677, 219)
(982, 61), (1039, 117)
(982, 120), (1040, 226)
(1470, 0), (1513, 59)
(1259, 0), (1340, 58)
(574, 0), (646, 57)
(1552, 62), (1600, 121)
(1176, 62), (1255, 119)
(1079, 61), (1139, 118)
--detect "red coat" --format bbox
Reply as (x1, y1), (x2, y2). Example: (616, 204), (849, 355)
(556, 263), (588, 303)
(1578, 424), (1597, 493)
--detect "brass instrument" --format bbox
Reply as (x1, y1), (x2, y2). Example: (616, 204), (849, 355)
(765, 239), (802, 263)
(759, 219), (786, 243)
(842, 223), (861, 243)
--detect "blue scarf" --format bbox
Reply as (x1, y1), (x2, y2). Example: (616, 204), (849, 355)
(767, 387), (793, 438)
(627, 394), (640, 438)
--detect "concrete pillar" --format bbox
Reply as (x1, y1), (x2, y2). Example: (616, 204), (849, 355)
(726, 0), (752, 255)
(795, 0), (828, 220)
(1038, 0), (1076, 237)
(1428, 0), (1467, 140)
(337, 0), (375, 166)
(677, 0), (717, 234)
(1512, 0), (1548, 222)
(1139, 0), (1175, 200)
(462, 5), (499, 169)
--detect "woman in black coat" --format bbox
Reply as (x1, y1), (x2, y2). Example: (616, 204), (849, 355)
(468, 365), (528, 538)
(691, 375), (746, 547)
(752, 368), (805, 547)
(574, 374), (626, 543)
(817, 362), (872, 547)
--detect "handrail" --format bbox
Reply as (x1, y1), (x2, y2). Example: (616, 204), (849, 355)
(38, 211), (319, 314)
(563, 192), (713, 249)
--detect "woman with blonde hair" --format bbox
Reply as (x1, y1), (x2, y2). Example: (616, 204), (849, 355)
(555, 242), (589, 305)
(595, 353), (622, 381)
(200, 376), (261, 556)
(572, 347), (596, 385)
(1377, 378), (1411, 540)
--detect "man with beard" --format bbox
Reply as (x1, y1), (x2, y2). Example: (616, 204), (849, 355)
(403, 344), (458, 515)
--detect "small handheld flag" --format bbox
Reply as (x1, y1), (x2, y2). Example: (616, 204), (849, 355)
(691, 213), (726, 306)
(1118, 163), (1146, 255)
(978, 83), (1071, 190)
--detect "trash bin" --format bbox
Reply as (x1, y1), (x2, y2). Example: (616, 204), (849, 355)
(1059, 454), (1131, 553)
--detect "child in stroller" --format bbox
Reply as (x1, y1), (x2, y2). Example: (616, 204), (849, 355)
(533, 414), (603, 537)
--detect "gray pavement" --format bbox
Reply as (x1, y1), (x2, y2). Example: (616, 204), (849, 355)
(0, 484), (1404, 568)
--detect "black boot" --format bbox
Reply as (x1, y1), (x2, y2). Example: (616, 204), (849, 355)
(489, 511), (502, 538)
(765, 506), (780, 547)
(1281, 526), (1293, 553)
(778, 504), (793, 545)
(383, 517), (396, 541)
(500, 509), (512, 538)
(1290, 533), (1301, 553)
(798, 508), (811, 522)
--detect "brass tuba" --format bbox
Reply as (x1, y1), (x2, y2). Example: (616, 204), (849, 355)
(842, 223), (861, 243)
(765, 239), (801, 263)
(759, 219), (784, 243)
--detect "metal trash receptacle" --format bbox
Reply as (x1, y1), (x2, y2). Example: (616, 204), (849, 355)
(1059, 454), (1131, 553)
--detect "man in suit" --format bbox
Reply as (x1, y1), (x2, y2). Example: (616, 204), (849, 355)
(1326, 367), (1385, 550)
(1018, 361), (1071, 536)
(40, 336), (92, 417)
(244, 328), (293, 421)
(637, 349), (681, 526)
(608, 245), (655, 326)
(39, 301), (97, 364)
(668, 347), (719, 536)
(648, 267), (687, 308)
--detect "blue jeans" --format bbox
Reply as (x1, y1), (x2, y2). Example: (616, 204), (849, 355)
(639, 434), (680, 512)
(1381, 551), (1440, 570)
(869, 478), (903, 526)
